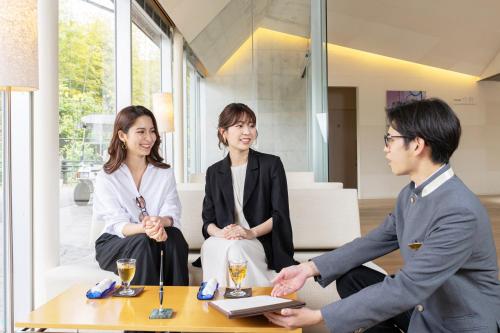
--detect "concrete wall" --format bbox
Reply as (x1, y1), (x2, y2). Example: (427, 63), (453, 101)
(199, 30), (500, 198)
(202, 28), (309, 171)
(328, 44), (500, 198)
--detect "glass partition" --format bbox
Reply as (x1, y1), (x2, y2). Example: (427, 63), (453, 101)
(1, 91), (4, 332)
(186, 0), (327, 179)
(58, 0), (115, 263)
(1, 90), (36, 329)
(184, 60), (202, 179)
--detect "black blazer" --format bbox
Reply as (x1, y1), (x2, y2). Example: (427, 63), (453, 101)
(201, 149), (297, 272)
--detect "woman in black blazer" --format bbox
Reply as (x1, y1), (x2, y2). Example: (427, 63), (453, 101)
(200, 103), (296, 287)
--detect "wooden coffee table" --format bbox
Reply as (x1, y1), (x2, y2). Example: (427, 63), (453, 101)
(16, 284), (302, 332)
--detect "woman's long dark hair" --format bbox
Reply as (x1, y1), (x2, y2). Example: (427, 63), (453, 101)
(103, 105), (169, 174)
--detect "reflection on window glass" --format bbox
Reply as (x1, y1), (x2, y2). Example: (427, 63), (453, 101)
(58, 0), (115, 264)
(198, 0), (311, 172)
(132, 23), (161, 109)
(185, 62), (200, 180)
(1, 91), (4, 331)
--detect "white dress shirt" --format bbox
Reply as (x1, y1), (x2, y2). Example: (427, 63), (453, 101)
(93, 163), (181, 238)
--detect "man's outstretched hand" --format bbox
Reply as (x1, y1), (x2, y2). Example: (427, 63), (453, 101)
(271, 262), (319, 297)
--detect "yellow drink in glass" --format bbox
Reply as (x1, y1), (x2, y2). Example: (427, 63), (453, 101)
(228, 259), (247, 297)
(117, 258), (136, 296)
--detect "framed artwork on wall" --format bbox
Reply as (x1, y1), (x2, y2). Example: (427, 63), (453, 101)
(386, 90), (426, 108)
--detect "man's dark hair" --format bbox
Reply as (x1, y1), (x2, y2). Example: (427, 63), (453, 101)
(386, 98), (461, 164)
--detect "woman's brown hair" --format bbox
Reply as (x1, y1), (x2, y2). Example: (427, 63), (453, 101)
(103, 105), (169, 174)
(217, 103), (257, 148)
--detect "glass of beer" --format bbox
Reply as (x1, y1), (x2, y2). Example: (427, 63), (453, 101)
(117, 258), (136, 296)
(228, 259), (247, 297)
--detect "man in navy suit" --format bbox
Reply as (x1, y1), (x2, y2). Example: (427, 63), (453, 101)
(266, 98), (500, 333)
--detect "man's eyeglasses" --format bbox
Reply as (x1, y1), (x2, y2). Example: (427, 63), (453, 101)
(136, 195), (149, 221)
(384, 134), (411, 148)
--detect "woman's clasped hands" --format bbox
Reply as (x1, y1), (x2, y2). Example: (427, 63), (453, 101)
(216, 224), (257, 240)
(142, 216), (168, 242)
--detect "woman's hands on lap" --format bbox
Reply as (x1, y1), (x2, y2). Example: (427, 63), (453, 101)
(224, 224), (255, 240)
(214, 224), (257, 240)
(142, 216), (167, 242)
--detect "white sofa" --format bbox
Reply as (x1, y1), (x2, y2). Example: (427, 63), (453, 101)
(45, 173), (381, 333)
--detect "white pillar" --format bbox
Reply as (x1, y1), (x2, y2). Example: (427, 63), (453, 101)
(172, 30), (184, 182)
(34, 0), (59, 306)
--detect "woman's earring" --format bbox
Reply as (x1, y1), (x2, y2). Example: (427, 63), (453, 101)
(121, 142), (127, 150)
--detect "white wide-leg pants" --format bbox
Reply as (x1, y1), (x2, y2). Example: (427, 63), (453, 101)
(201, 237), (276, 287)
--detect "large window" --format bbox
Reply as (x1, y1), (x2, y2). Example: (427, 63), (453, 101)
(57, 0), (173, 266)
(184, 60), (202, 179)
(131, 7), (161, 109)
(58, 0), (115, 263)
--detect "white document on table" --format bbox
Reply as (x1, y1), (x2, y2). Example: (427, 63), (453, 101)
(211, 295), (291, 312)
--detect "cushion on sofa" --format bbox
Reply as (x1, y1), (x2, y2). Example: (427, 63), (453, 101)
(176, 184), (358, 251)
(177, 183), (205, 249)
(290, 188), (360, 249)
(44, 254), (118, 300)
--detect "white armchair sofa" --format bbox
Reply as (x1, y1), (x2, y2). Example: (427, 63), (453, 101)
(45, 173), (382, 333)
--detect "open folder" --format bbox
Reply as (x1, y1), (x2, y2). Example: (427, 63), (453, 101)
(209, 295), (306, 319)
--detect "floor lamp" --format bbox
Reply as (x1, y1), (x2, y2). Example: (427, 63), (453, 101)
(152, 92), (175, 164)
(0, 2), (39, 332)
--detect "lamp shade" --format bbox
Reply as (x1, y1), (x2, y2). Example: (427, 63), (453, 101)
(0, 1), (39, 91)
(152, 92), (174, 133)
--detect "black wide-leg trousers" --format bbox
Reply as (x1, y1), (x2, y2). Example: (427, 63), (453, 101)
(336, 265), (412, 333)
(95, 226), (189, 286)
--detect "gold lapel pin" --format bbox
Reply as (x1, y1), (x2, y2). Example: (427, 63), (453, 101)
(408, 241), (423, 251)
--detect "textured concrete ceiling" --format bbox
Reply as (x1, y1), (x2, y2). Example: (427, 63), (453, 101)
(161, 0), (500, 76)
(158, 0), (231, 43)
